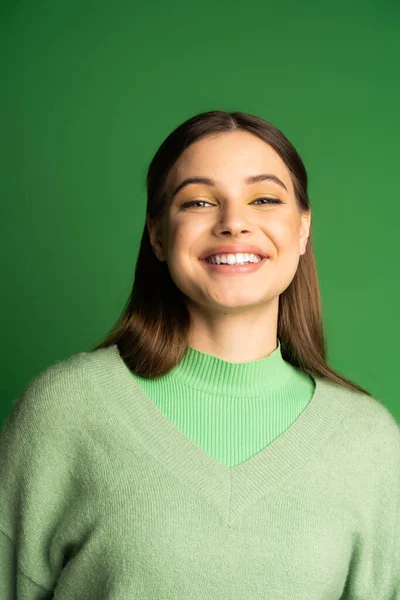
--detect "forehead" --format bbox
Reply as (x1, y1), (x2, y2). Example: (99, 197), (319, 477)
(166, 130), (294, 194)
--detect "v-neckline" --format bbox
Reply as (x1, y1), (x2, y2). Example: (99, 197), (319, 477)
(90, 344), (352, 527)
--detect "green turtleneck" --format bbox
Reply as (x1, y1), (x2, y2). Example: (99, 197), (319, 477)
(132, 338), (315, 468)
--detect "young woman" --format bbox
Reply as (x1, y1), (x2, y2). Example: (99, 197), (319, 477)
(1, 111), (399, 599)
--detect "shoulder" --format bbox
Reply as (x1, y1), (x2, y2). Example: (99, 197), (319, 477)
(316, 375), (400, 476)
(317, 374), (399, 433)
(350, 383), (399, 444)
(2, 345), (119, 438)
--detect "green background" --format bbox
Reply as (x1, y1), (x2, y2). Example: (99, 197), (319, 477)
(1, 0), (399, 428)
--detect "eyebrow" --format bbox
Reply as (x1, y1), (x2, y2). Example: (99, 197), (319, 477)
(171, 173), (288, 199)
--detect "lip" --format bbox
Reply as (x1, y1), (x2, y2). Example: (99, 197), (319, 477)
(199, 245), (269, 260)
(200, 256), (268, 275)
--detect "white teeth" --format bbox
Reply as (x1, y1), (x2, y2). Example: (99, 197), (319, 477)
(206, 253), (262, 265)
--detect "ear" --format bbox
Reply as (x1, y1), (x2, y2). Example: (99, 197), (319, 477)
(299, 209), (311, 256)
(146, 215), (166, 261)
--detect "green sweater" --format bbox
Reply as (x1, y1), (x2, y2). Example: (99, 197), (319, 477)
(0, 342), (399, 599)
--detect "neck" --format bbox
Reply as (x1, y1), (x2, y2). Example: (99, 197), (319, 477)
(186, 299), (279, 362)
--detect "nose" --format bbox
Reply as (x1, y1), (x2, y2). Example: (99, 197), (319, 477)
(213, 203), (253, 236)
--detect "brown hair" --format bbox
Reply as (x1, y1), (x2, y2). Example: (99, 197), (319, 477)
(93, 110), (371, 396)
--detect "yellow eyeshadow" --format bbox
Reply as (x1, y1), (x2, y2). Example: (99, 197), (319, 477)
(184, 193), (279, 200)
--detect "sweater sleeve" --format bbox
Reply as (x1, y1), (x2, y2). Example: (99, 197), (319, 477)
(391, 498), (400, 599)
(388, 476), (400, 600)
(0, 531), (53, 599)
(0, 357), (88, 599)
(376, 418), (400, 599)
(344, 410), (400, 600)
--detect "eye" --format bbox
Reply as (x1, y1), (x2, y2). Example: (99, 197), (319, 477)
(180, 200), (214, 209)
(252, 197), (283, 205)
(180, 197), (283, 209)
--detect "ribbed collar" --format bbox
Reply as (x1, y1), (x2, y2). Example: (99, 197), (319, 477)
(165, 338), (296, 396)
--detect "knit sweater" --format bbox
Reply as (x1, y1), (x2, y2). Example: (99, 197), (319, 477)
(0, 343), (399, 599)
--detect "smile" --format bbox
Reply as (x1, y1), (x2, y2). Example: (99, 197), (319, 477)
(200, 257), (268, 275)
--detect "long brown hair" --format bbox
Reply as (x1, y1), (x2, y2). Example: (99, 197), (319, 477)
(93, 110), (371, 396)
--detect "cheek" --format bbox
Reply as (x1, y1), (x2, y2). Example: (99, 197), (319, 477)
(166, 223), (201, 263)
(164, 233), (197, 287)
(268, 219), (302, 282)
(167, 222), (190, 246)
(271, 216), (301, 249)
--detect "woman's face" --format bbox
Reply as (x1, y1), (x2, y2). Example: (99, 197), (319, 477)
(147, 130), (311, 317)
